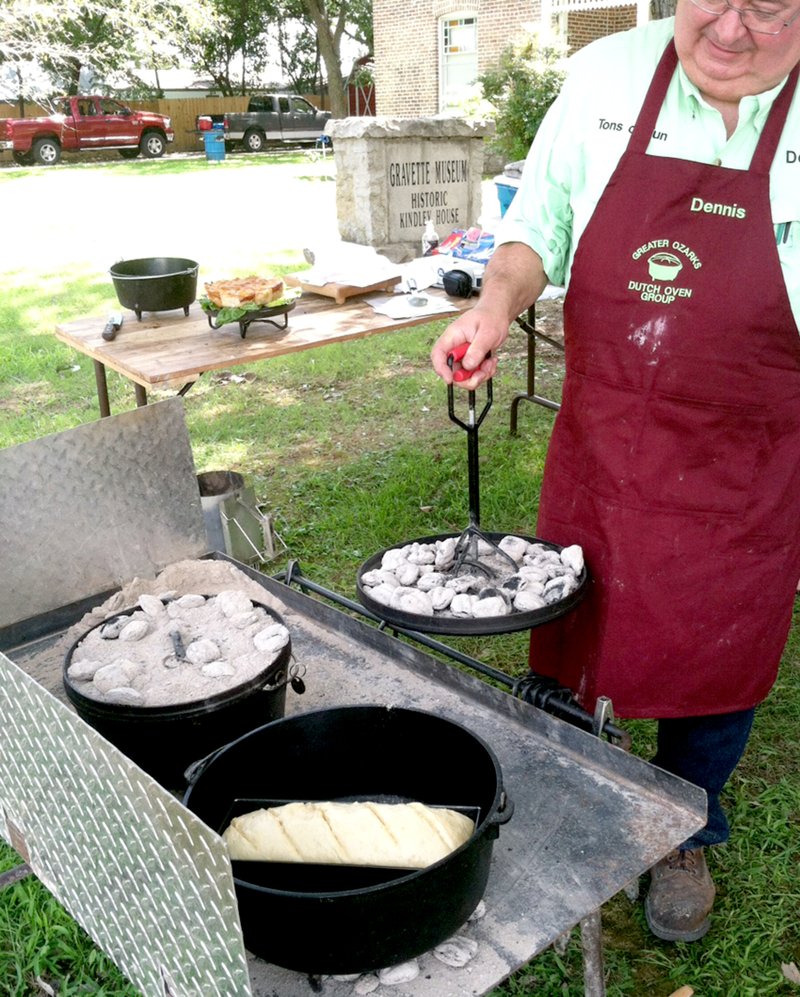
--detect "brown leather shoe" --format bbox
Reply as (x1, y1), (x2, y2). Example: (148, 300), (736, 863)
(644, 847), (716, 942)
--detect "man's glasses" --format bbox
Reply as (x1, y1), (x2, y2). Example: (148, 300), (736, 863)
(688, 0), (800, 33)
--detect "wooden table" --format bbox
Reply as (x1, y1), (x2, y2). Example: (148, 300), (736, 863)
(55, 290), (472, 418)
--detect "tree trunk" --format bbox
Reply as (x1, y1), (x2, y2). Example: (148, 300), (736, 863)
(301, 0), (348, 117)
(650, 0), (677, 18)
(16, 67), (25, 117)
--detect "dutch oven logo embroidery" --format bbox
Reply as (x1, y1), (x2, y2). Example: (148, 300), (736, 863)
(628, 239), (702, 304)
(647, 252), (683, 281)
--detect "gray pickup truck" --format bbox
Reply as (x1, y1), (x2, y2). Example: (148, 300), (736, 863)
(197, 95), (332, 153)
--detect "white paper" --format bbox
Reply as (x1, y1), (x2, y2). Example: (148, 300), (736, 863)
(395, 257), (447, 293)
(365, 293), (460, 321)
(298, 241), (400, 287)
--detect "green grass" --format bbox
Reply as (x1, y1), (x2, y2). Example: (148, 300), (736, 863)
(0, 146), (326, 179)
(1, 159), (798, 996)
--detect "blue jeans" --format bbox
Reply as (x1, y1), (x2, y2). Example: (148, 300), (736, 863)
(651, 707), (755, 850)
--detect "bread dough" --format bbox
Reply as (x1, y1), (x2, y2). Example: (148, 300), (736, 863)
(222, 800), (475, 869)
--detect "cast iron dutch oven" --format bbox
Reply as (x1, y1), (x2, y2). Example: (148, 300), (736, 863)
(109, 256), (199, 319)
(63, 599), (295, 789)
(182, 704), (513, 974)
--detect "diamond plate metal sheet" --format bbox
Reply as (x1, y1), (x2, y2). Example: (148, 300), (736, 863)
(0, 651), (251, 997)
(0, 398), (207, 628)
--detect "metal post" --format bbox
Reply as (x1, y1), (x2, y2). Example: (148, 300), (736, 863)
(510, 304), (564, 434)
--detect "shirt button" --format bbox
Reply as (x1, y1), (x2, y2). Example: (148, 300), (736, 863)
(713, 158), (722, 166)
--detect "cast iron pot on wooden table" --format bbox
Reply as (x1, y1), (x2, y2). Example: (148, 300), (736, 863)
(109, 257), (199, 320)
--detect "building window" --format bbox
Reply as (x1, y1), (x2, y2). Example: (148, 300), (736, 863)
(439, 14), (478, 112)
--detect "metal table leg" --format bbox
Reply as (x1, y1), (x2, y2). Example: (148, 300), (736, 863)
(135, 378), (199, 409)
(93, 360), (149, 413)
(94, 370), (199, 418)
(93, 360), (111, 418)
(509, 305), (564, 435)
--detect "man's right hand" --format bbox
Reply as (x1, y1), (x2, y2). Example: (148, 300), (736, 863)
(430, 242), (550, 389)
(430, 305), (508, 389)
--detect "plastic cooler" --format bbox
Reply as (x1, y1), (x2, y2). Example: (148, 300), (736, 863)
(494, 175), (520, 217)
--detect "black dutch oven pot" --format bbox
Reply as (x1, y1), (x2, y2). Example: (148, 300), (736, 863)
(182, 704), (513, 974)
(109, 256), (199, 319)
(63, 600), (295, 789)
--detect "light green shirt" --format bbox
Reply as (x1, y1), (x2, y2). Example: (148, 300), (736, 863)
(497, 17), (800, 324)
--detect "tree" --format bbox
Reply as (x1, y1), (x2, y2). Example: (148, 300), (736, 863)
(0, 0), (372, 112)
(0, 0), (185, 104)
(178, 0), (275, 96)
(269, 0), (372, 107)
(479, 35), (566, 164)
(274, 18), (324, 94)
(298, 0), (348, 116)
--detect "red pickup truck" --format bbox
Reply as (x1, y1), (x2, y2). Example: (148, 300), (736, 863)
(0, 95), (174, 166)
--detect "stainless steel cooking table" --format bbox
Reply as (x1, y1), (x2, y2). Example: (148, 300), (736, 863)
(0, 399), (706, 997)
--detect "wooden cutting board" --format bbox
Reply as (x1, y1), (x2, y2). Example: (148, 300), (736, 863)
(285, 273), (401, 305)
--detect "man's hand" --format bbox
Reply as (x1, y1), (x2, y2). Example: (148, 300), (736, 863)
(430, 242), (549, 389)
(430, 305), (507, 389)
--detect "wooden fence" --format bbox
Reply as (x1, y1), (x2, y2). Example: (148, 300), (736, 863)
(0, 94), (333, 155)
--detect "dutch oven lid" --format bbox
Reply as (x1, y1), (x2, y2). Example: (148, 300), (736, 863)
(63, 596), (292, 719)
(356, 531), (588, 636)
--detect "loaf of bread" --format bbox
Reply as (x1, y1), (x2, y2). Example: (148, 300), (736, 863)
(205, 275), (285, 308)
(222, 800), (475, 869)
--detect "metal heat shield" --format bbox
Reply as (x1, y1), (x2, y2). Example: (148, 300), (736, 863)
(0, 398), (251, 997)
(0, 652), (250, 997)
(0, 397), (208, 636)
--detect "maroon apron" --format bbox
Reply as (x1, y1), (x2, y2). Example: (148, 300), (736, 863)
(530, 41), (800, 719)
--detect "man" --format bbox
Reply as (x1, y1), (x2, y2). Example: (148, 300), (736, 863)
(431, 0), (800, 943)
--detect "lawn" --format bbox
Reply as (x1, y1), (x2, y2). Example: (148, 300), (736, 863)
(0, 154), (798, 997)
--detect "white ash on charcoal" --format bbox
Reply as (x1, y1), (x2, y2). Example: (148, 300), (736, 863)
(433, 935), (480, 968)
(67, 589), (289, 708)
(468, 900), (487, 921)
(378, 960), (421, 985)
(325, 929), (479, 991)
(361, 537), (584, 621)
(352, 976), (380, 995)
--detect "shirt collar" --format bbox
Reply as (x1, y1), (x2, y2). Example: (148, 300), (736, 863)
(675, 57), (790, 127)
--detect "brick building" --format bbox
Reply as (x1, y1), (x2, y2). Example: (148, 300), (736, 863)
(373, 0), (650, 116)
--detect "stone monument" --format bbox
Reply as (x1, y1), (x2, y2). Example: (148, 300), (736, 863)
(326, 116), (494, 262)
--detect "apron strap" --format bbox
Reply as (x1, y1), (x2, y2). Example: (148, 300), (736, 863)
(749, 62), (800, 174)
(628, 39), (799, 175)
(627, 40), (678, 155)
